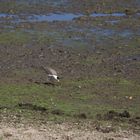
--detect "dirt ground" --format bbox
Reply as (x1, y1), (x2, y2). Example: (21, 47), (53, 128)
(0, 122), (140, 140)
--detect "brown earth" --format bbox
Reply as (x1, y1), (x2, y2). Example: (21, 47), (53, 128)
(0, 122), (140, 140)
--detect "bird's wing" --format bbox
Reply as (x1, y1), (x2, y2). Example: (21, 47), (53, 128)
(41, 66), (57, 75)
(47, 67), (57, 75)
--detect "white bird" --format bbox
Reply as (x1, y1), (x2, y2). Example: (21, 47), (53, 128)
(41, 66), (60, 82)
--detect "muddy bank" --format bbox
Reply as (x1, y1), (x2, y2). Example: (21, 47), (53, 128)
(0, 0), (140, 14)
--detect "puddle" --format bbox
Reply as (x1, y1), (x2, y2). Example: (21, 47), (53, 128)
(91, 13), (126, 17)
(127, 55), (140, 61)
(91, 28), (138, 38)
(105, 20), (120, 24)
(29, 13), (83, 22)
(0, 13), (17, 18)
(0, 12), (129, 23)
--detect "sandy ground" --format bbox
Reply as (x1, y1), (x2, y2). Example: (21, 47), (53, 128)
(0, 122), (139, 140)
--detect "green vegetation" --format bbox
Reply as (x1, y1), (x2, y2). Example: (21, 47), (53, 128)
(0, 31), (31, 45)
(0, 77), (139, 121)
(0, 30), (55, 46)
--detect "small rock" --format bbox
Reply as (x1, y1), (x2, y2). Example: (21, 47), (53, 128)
(96, 126), (114, 133)
(125, 96), (128, 99)
(4, 132), (12, 137)
(119, 110), (130, 118)
(129, 96), (133, 100)
(105, 138), (114, 140)
(77, 113), (87, 119)
(51, 109), (64, 115)
(78, 85), (81, 89)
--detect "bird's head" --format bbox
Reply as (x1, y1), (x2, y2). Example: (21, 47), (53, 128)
(48, 74), (60, 82)
(56, 76), (60, 82)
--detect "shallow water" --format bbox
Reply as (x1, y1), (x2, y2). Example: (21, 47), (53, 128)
(0, 12), (128, 23)
(105, 20), (120, 24)
(0, 11), (140, 48)
(91, 13), (126, 17)
(29, 13), (83, 22)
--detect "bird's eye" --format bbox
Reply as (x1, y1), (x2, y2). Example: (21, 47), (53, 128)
(57, 77), (60, 80)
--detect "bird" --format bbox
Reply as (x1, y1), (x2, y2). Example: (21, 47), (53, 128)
(41, 66), (60, 82)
